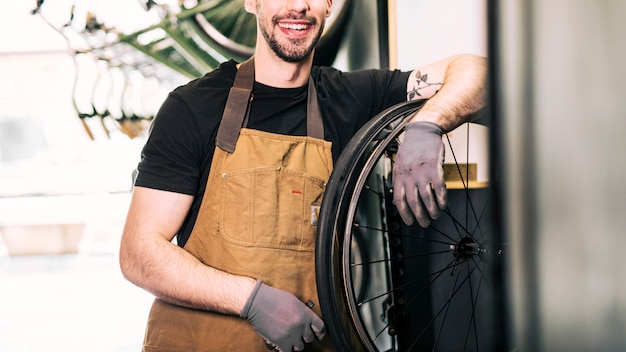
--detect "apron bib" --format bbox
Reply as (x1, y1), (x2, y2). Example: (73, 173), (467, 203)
(143, 58), (335, 351)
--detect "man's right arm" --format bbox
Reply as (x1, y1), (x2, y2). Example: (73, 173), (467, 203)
(119, 186), (327, 350)
(118, 186), (257, 315)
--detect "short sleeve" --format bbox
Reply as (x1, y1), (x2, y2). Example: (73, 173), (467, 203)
(134, 92), (206, 195)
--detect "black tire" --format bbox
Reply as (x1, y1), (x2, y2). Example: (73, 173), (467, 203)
(316, 100), (509, 351)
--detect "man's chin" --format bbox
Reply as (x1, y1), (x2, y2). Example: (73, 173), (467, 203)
(278, 51), (314, 63)
(271, 43), (316, 63)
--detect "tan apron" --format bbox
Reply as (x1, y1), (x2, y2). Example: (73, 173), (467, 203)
(143, 58), (335, 351)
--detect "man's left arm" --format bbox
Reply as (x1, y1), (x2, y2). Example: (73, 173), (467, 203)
(406, 54), (487, 131)
(393, 54), (487, 227)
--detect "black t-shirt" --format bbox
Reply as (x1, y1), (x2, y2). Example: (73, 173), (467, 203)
(135, 60), (411, 246)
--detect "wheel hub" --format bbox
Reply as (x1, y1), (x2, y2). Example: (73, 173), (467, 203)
(451, 237), (487, 260)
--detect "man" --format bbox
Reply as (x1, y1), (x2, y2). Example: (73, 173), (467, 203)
(119, 0), (487, 350)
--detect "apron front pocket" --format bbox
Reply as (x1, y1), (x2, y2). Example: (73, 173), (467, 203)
(220, 166), (326, 251)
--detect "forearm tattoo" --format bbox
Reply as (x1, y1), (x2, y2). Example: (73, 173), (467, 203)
(407, 70), (442, 100)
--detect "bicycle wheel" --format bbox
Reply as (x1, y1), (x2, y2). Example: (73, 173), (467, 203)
(316, 100), (508, 351)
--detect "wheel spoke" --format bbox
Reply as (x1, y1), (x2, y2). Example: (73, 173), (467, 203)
(356, 257), (469, 307)
(353, 223), (454, 247)
(406, 263), (479, 351)
(370, 258), (461, 341)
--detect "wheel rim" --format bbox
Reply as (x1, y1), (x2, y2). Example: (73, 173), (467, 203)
(316, 100), (509, 351)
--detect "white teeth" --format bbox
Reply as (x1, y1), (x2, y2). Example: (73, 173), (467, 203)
(279, 23), (309, 30)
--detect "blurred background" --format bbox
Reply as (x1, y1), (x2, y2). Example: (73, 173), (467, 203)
(0, 1), (165, 351)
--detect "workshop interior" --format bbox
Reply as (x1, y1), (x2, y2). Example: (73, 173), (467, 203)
(1, 0), (625, 351)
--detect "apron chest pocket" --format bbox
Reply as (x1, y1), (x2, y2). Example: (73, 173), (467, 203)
(219, 166), (326, 251)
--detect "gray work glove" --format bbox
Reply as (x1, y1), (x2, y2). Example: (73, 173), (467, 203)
(393, 121), (447, 227)
(240, 280), (325, 351)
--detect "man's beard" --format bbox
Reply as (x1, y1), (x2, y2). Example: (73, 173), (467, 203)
(260, 17), (326, 63)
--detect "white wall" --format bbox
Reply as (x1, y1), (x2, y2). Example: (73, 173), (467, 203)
(395, 0), (487, 69)
(395, 0), (489, 182)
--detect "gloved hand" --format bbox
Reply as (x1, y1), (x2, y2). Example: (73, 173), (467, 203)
(240, 280), (325, 351)
(393, 121), (447, 227)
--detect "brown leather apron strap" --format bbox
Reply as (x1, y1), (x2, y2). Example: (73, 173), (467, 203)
(216, 57), (324, 153)
(216, 58), (255, 153)
(306, 77), (324, 140)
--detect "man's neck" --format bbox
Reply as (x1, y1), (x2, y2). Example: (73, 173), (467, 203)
(252, 49), (314, 88)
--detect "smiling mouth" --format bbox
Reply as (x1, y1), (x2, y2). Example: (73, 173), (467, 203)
(278, 22), (311, 31)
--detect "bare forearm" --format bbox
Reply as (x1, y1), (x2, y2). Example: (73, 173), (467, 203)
(120, 235), (255, 315)
(119, 187), (256, 315)
(408, 54), (487, 132)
